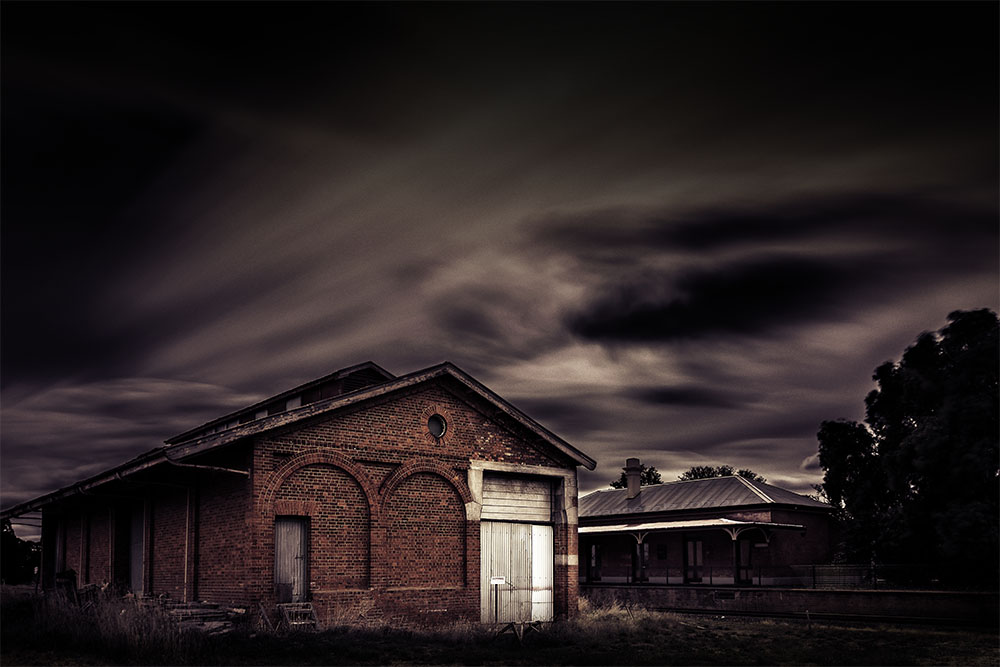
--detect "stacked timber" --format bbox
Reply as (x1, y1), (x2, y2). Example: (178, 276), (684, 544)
(161, 600), (234, 635)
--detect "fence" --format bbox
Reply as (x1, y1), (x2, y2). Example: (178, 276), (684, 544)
(587, 564), (960, 590)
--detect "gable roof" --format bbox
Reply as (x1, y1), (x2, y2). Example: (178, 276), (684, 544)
(1, 361), (595, 520)
(579, 475), (830, 518)
(165, 361), (595, 468)
(166, 361), (395, 444)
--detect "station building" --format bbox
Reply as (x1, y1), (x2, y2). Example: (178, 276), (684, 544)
(579, 459), (834, 587)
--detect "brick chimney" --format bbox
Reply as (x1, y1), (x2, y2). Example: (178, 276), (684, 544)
(625, 457), (642, 499)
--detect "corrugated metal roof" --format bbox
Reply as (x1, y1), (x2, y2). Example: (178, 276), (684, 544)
(579, 475), (829, 517)
(578, 517), (805, 534)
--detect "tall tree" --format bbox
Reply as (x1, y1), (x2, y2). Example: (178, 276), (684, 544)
(816, 309), (999, 582)
(678, 465), (766, 483)
(1, 519), (39, 585)
(610, 464), (662, 488)
(815, 419), (887, 561)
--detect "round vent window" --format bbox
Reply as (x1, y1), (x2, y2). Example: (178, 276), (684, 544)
(427, 414), (447, 439)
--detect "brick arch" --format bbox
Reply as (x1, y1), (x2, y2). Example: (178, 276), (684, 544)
(258, 450), (379, 521)
(379, 459), (472, 510)
(379, 460), (471, 588)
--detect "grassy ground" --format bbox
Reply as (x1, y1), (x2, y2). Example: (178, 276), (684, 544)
(1, 590), (996, 666)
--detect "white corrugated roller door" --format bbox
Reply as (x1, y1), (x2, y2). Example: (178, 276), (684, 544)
(480, 474), (554, 623)
(530, 524), (553, 620)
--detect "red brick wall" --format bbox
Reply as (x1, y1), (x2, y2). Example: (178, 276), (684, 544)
(87, 509), (111, 585)
(63, 512), (83, 574)
(255, 386), (570, 470)
(383, 472), (465, 588)
(554, 523), (578, 617)
(769, 509), (834, 564)
(33, 380), (579, 623)
(149, 488), (187, 597)
(275, 463), (370, 590)
(43, 505), (115, 587)
(244, 382), (576, 625)
(196, 472), (251, 605)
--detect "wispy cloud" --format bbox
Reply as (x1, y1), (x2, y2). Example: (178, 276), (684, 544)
(2, 2), (996, 516)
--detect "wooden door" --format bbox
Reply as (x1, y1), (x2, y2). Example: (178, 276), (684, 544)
(275, 517), (308, 603)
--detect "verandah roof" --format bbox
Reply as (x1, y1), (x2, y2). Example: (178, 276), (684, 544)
(578, 517), (805, 535)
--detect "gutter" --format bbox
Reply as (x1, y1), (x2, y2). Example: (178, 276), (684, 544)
(162, 452), (250, 477)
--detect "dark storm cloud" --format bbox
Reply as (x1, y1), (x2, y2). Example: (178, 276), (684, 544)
(2, 1), (997, 516)
(533, 193), (997, 260)
(663, 195), (998, 253)
(509, 396), (615, 435)
(0, 378), (261, 507)
(436, 289), (521, 344)
(569, 256), (867, 342)
(628, 386), (746, 410)
(0, 81), (204, 385)
(543, 191), (998, 344)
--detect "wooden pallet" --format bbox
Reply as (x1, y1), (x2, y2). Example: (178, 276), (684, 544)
(277, 602), (319, 631)
(163, 601), (234, 634)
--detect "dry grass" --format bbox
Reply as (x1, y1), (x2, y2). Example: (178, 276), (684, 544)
(1, 589), (207, 664)
(2, 589), (996, 666)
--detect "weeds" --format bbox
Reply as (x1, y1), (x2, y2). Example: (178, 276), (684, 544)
(2, 590), (997, 666)
(2, 592), (209, 664)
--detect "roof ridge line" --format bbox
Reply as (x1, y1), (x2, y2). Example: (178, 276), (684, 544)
(733, 474), (774, 503)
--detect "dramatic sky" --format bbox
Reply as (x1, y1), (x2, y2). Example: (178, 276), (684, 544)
(3, 2), (997, 537)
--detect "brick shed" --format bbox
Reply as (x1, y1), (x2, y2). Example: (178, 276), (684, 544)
(1, 362), (596, 626)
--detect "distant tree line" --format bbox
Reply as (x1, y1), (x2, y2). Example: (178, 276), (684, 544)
(815, 309), (998, 586)
(610, 463), (765, 488)
(678, 465), (765, 483)
(609, 463), (662, 488)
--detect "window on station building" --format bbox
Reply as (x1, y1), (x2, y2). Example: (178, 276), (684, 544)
(685, 538), (704, 583)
